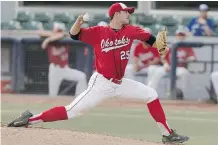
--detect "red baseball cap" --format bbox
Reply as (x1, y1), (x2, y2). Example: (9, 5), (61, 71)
(108, 3), (135, 17)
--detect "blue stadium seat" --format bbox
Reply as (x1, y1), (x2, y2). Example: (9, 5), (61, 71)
(34, 12), (51, 23)
(16, 11), (32, 22)
(53, 13), (72, 24)
(1, 20), (21, 30)
(129, 14), (137, 24)
(147, 24), (165, 35)
(213, 18), (218, 36)
(137, 14), (157, 26)
(93, 14), (109, 23)
(166, 25), (179, 36)
(21, 21), (43, 30)
(66, 20), (76, 30)
(181, 17), (193, 26)
(42, 21), (54, 31)
(158, 16), (178, 26)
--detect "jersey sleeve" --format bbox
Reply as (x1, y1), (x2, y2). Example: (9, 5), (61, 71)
(132, 26), (152, 42)
(134, 43), (141, 57)
(78, 26), (100, 45)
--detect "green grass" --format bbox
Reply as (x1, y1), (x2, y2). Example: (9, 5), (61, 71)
(1, 102), (218, 145)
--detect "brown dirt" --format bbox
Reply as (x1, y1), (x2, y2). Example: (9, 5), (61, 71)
(1, 94), (218, 145)
(1, 127), (162, 145)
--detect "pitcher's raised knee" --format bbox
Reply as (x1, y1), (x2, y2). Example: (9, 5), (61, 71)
(146, 87), (158, 103)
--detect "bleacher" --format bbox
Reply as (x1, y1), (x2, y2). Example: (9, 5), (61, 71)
(2, 11), (218, 36)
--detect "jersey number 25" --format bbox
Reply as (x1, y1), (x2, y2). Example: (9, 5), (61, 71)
(120, 50), (130, 60)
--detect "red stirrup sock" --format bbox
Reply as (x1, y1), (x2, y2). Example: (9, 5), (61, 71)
(28, 106), (68, 124)
(147, 99), (172, 136)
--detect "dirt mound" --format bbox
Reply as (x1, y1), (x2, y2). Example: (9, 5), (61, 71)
(1, 127), (162, 145)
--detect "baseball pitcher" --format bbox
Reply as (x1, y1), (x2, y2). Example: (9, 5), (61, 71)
(8, 3), (189, 144)
(147, 28), (196, 98)
(40, 22), (87, 97)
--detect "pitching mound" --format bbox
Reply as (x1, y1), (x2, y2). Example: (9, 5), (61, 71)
(1, 127), (162, 145)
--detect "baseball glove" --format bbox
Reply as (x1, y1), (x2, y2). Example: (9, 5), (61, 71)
(155, 27), (168, 56)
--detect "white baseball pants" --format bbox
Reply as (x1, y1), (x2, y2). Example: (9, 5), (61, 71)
(65, 72), (158, 118)
(49, 64), (87, 97)
(147, 66), (189, 96)
(125, 64), (163, 84)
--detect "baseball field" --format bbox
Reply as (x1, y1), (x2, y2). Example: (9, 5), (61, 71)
(1, 94), (218, 145)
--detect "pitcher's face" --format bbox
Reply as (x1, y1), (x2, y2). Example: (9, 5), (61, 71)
(116, 11), (131, 24)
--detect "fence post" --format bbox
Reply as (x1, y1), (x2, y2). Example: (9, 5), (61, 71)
(169, 41), (204, 100)
(1, 37), (18, 93)
(12, 39), (19, 92)
(209, 44), (215, 99)
(84, 44), (94, 81)
(170, 43), (178, 100)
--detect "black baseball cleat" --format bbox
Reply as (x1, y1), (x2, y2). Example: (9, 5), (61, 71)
(162, 129), (189, 144)
(7, 110), (33, 127)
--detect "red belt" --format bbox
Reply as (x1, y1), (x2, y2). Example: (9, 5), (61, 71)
(105, 77), (122, 84)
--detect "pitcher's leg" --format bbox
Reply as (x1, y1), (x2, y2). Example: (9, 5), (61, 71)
(48, 64), (62, 97)
(116, 79), (171, 136)
(64, 67), (88, 96)
(27, 73), (114, 125)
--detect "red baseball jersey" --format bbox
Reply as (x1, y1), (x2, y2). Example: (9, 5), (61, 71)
(134, 42), (160, 66)
(164, 47), (195, 67)
(78, 25), (151, 80)
(47, 44), (70, 67)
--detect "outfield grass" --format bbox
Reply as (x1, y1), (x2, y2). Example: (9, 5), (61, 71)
(1, 100), (218, 145)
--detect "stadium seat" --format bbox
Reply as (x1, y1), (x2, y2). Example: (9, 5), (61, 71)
(158, 16), (178, 26)
(43, 21), (53, 30)
(181, 17), (193, 26)
(16, 11), (32, 22)
(146, 24), (164, 35)
(66, 20), (76, 31)
(214, 27), (218, 36)
(166, 25), (179, 36)
(213, 18), (218, 27)
(97, 21), (108, 26)
(34, 12), (51, 23)
(21, 21), (43, 30)
(88, 19), (100, 27)
(1, 21), (21, 30)
(137, 14), (157, 26)
(81, 23), (89, 28)
(93, 14), (110, 23)
(211, 18), (218, 36)
(53, 13), (72, 24)
(129, 14), (137, 24)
